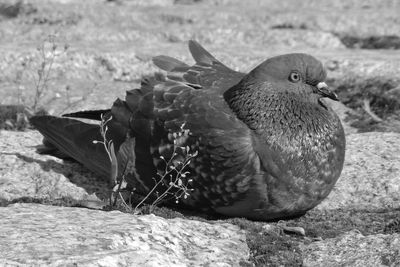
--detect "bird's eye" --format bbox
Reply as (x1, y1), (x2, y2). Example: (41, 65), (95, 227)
(289, 72), (301, 82)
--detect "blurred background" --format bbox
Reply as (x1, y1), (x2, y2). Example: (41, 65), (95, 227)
(0, 0), (399, 132)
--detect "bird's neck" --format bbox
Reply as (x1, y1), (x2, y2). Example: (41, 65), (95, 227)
(224, 82), (335, 144)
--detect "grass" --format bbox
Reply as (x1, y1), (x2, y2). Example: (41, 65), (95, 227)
(330, 76), (400, 133)
(339, 35), (400, 49)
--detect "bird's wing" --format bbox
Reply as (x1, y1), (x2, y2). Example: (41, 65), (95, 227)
(98, 73), (261, 206)
(61, 40), (243, 135)
(153, 40), (245, 92)
(149, 78), (262, 207)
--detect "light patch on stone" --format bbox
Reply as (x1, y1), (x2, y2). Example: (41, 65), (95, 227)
(0, 204), (250, 266)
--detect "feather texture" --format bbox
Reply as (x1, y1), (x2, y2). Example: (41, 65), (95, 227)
(30, 40), (345, 221)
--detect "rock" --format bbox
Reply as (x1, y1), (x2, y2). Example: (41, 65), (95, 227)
(301, 230), (400, 267)
(316, 132), (400, 211)
(0, 130), (109, 203)
(0, 203), (249, 266)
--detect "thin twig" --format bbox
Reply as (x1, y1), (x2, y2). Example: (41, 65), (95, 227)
(113, 177), (124, 207)
(363, 98), (383, 122)
(112, 161), (129, 207)
(118, 191), (132, 212)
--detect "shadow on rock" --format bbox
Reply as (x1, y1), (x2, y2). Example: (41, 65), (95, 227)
(11, 152), (111, 199)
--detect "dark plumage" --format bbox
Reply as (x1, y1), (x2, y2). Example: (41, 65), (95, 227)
(30, 41), (345, 221)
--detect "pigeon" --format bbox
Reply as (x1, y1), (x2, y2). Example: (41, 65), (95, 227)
(30, 40), (345, 221)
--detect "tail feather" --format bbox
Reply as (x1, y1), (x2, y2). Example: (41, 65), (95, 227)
(62, 109), (110, 121)
(152, 55), (190, 72)
(188, 40), (219, 65)
(29, 115), (126, 179)
(29, 77), (157, 181)
(152, 40), (243, 91)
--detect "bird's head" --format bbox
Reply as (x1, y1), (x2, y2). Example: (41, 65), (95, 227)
(239, 53), (338, 102)
(224, 53), (340, 131)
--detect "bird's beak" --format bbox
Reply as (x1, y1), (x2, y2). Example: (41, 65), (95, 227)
(316, 82), (338, 101)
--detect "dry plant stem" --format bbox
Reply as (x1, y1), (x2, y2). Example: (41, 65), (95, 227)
(112, 163), (129, 207)
(151, 156), (192, 207)
(133, 145), (194, 213)
(33, 42), (56, 111)
(133, 148), (178, 212)
(96, 114), (114, 163)
(22, 35), (94, 115)
(118, 191), (132, 212)
(112, 178), (124, 207)
(17, 35), (69, 113)
(95, 114), (132, 209)
(133, 171), (169, 213)
(94, 117), (196, 213)
(113, 161), (131, 207)
(93, 114), (119, 204)
(363, 98), (383, 122)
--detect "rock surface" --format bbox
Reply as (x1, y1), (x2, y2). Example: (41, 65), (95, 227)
(0, 130), (108, 203)
(302, 230), (400, 267)
(0, 203), (249, 266)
